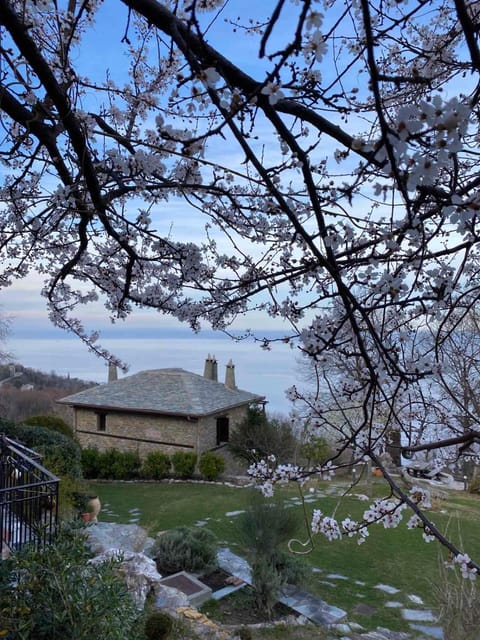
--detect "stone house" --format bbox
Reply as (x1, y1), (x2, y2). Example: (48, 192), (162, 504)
(58, 356), (265, 458)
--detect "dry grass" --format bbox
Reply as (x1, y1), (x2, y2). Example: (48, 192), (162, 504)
(433, 559), (480, 640)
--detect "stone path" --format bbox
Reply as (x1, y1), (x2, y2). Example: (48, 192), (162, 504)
(217, 548), (445, 640)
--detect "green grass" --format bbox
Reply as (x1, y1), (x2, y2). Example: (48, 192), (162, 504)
(89, 478), (480, 635)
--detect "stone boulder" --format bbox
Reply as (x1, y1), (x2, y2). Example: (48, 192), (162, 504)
(89, 548), (162, 609)
(86, 521), (154, 555)
(152, 582), (190, 610)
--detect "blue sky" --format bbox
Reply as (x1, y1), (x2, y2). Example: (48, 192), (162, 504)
(0, 2), (332, 412)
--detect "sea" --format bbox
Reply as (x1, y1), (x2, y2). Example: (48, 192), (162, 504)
(7, 328), (301, 416)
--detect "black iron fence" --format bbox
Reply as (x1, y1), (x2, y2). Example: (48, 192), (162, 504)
(0, 434), (59, 557)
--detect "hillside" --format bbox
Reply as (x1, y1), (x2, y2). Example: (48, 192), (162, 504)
(0, 363), (96, 424)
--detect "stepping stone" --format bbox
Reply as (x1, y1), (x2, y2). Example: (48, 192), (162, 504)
(280, 584), (347, 626)
(410, 623), (444, 639)
(375, 583), (400, 594)
(225, 510), (245, 517)
(385, 601), (402, 608)
(326, 573), (349, 580)
(402, 609), (436, 622)
(407, 594), (423, 605)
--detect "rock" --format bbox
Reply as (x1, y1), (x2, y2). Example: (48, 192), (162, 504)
(89, 548), (162, 608)
(86, 521), (152, 555)
(152, 583), (190, 610)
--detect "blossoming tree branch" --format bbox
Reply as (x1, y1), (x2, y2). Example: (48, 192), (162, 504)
(1, 0), (479, 574)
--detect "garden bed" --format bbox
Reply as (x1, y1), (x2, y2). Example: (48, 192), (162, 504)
(200, 586), (297, 626)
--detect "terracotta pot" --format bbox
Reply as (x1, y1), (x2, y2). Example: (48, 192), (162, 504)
(373, 467), (383, 477)
(87, 496), (101, 523)
(81, 513), (91, 522)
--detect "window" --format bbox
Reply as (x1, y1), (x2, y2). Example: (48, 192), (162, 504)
(216, 416), (229, 445)
(96, 412), (106, 432)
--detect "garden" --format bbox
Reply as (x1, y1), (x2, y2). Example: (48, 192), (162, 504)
(1, 414), (480, 639)
(90, 475), (480, 637)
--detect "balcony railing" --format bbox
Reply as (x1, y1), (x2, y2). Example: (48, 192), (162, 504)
(1, 434), (59, 557)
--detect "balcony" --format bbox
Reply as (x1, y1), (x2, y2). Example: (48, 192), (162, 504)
(1, 434), (59, 558)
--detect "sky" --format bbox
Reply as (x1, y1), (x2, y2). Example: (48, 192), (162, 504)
(0, 2), (328, 415)
(2, 278), (303, 414)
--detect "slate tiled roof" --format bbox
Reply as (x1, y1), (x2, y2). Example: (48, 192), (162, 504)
(58, 368), (264, 417)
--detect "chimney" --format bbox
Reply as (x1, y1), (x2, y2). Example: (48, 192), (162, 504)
(225, 359), (237, 390)
(203, 354), (218, 381)
(203, 354), (213, 379)
(108, 363), (118, 382)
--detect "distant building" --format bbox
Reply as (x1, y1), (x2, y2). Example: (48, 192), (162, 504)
(58, 356), (265, 458)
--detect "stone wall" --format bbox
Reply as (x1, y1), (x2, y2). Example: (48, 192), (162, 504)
(74, 403), (250, 458)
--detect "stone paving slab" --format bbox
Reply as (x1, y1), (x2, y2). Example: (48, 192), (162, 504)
(217, 547), (346, 626)
(217, 547), (444, 639)
(280, 584), (347, 626)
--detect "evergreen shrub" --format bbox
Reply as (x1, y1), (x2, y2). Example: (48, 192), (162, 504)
(142, 451), (171, 480)
(143, 611), (173, 640)
(152, 526), (218, 575)
(171, 451), (197, 478)
(0, 422), (82, 478)
(0, 522), (141, 640)
(97, 449), (142, 480)
(81, 446), (103, 478)
(23, 414), (74, 439)
(199, 451), (225, 481)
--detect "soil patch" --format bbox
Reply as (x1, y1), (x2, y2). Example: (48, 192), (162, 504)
(200, 586), (298, 626)
(199, 568), (233, 591)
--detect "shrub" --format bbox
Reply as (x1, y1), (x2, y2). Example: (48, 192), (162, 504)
(0, 422), (82, 479)
(228, 407), (297, 465)
(144, 611), (173, 640)
(238, 491), (308, 617)
(0, 522), (142, 640)
(97, 449), (142, 480)
(171, 451), (197, 478)
(81, 446), (103, 478)
(152, 526), (218, 575)
(468, 476), (480, 494)
(142, 451), (171, 480)
(199, 451), (225, 481)
(22, 414), (74, 439)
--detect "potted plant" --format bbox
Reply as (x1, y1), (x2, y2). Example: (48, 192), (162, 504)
(72, 492), (101, 522)
(86, 494), (101, 522)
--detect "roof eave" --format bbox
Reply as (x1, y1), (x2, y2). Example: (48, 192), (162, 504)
(57, 395), (265, 419)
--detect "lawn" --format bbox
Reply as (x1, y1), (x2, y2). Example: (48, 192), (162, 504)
(89, 478), (480, 635)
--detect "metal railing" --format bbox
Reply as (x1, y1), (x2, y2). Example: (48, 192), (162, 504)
(0, 434), (59, 556)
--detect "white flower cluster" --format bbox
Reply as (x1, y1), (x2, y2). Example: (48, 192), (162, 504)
(409, 486), (432, 509)
(311, 509), (342, 540)
(450, 553), (478, 581)
(363, 498), (407, 529)
(341, 516), (369, 545)
(247, 455), (303, 497)
(406, 514), (435, 543)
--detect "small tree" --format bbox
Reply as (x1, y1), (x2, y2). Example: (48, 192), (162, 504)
(299, 435), (330, 467)
(228, 408), (297, 465)
(238, 492), (308, 617)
